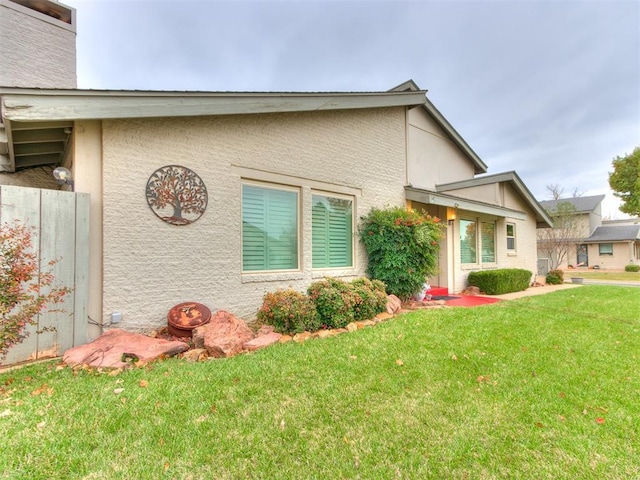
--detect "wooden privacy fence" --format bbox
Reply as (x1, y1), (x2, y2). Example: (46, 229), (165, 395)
(0, 185), (89, 366)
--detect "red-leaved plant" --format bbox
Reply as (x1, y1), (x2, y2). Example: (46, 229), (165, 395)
(0, 221), (69, 361)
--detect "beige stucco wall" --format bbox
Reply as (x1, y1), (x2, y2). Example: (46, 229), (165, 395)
(0, 0), (76, 88)
(406, 108), (475, 189)
(99, 108), (407, 331)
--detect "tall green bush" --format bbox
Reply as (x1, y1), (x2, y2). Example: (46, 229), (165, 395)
(359, 207), (444, 300)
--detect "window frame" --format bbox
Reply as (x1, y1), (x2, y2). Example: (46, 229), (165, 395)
(598, 243), (613, 256)
(481, 221), (496, 263)
(241, 181), (301, 273)
(311, 191), (355, 270)
(506, 222), (516, 252)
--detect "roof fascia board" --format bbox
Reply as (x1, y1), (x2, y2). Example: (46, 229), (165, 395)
(437, 170), (553, 228)
(405, 186), (527, 221)
(0, 89), (427, 122)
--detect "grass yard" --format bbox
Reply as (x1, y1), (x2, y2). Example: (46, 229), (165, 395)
(1, 286), (639, 479)
(564, 270), (640, 282)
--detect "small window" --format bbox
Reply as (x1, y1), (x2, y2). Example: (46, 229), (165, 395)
(460, 219), (477, 264)
(312, 194), (354, 268)
(506, 223), (516, 251)
(242, 183), (298, 271)
(599, 243), (613, 256)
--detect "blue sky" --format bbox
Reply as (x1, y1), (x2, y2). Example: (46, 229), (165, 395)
(64, 0), (640, 218)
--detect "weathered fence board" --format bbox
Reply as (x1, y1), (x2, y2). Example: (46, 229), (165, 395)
(0, 185), (89, 366)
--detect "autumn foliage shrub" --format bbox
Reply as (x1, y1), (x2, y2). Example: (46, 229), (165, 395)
(0, 221), (69, 361)
(307, 278), (356, 329)
(359, 207), (444, 300)
(256, 289), (321, 334)
(350, 277), (387, 321)
(467, 268), (532, 295)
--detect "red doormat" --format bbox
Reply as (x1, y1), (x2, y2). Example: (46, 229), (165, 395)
(444, 295), (500, 307)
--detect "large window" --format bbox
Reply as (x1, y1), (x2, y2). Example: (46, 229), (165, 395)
(481, 222), (496, 263)
(599, 243), (613, 256)
(312, 194), (353, 268)
(461, 219), (497, 264)
(460, 219), (477, 264)
(242, 184), (298, 271)
(506, 223), (516, 251)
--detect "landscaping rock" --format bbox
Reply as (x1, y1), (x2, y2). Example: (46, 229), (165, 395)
(243, 332), (282, 351)
(313, 330), (332, 339)
(346, 322), (358, 332)
(62, 329), (189, 369)
(193, 310), (255, 358)
(386, 295), (402, 314)
(462, 286), (480, 296)
(293, 331), (312, 342)
(374, 312), (393, 322)
(181, 348), (208, 362)
(279, 335), (293, 343)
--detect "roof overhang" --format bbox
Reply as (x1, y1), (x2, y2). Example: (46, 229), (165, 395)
(0, 87), (427, 172)
(405, 186), (528, 221)
(436, 171), (553, 228)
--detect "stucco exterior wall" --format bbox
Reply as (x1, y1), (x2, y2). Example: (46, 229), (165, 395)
(406, 108), (475, 190)
(100, 108), (407, 331)
(0, 0), (76, 88)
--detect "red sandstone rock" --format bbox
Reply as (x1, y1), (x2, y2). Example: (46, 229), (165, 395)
(193, 310), (255, 358)
(386, 294), (402, 314)
(62, 329), (189, 369)
(243, 332), (282, 351)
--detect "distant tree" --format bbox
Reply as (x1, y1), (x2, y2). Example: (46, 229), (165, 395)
(537, 201), (581, 270)
(546, 184), (583, 200)
(609, 146), (640, 217)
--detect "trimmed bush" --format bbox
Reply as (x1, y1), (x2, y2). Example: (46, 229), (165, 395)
(359, 207), (444, 300)
(257, 289), (321, 334)
(350, 277), (387, 321)
(625, 264), (640, 272)
(467, 268), (532, 295)
(546, 269), (564, 285)
(307, 278), (356, 329)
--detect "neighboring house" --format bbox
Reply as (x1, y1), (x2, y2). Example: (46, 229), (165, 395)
(537, 195), (640, 270)
(0, 0), (552, 341)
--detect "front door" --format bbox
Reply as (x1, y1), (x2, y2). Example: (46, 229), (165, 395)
(577, 244), (588, 267)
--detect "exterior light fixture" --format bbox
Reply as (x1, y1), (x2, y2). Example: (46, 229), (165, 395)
(53, 166), (74, 190)
(447, 206), (457, 225)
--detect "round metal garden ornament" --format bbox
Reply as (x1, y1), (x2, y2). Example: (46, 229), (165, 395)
(145, 165), (208, 225)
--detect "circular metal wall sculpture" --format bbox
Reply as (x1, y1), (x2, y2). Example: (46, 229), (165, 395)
(146, 165), (208, 225)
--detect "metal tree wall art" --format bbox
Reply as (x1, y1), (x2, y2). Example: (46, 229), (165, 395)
(146, 165), (208, 225)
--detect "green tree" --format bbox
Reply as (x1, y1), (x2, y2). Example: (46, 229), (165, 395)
(609, 146), (640, 217)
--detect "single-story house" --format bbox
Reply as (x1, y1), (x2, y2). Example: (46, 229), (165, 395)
(0, 0), (552, 355)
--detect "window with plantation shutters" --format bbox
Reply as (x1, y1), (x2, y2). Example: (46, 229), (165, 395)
(481, 222), (496, 263)
(312, 194), (353, 268)
(460, 219), (477, 264)
(242, 184), (298, 271)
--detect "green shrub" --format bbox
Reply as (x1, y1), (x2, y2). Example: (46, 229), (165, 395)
(257, 289), (321, 334)
(350, 277), (387, 321)
(546, 269), (564, 285)
(467, 268), (532, 295)
(625, 264), (640, 272)
(307, 278), (356, 329)
(359, 207), (444, 300)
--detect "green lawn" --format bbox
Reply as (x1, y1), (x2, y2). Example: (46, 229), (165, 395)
(1, 286), (639, 479)
(564, 270), (640, 282)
